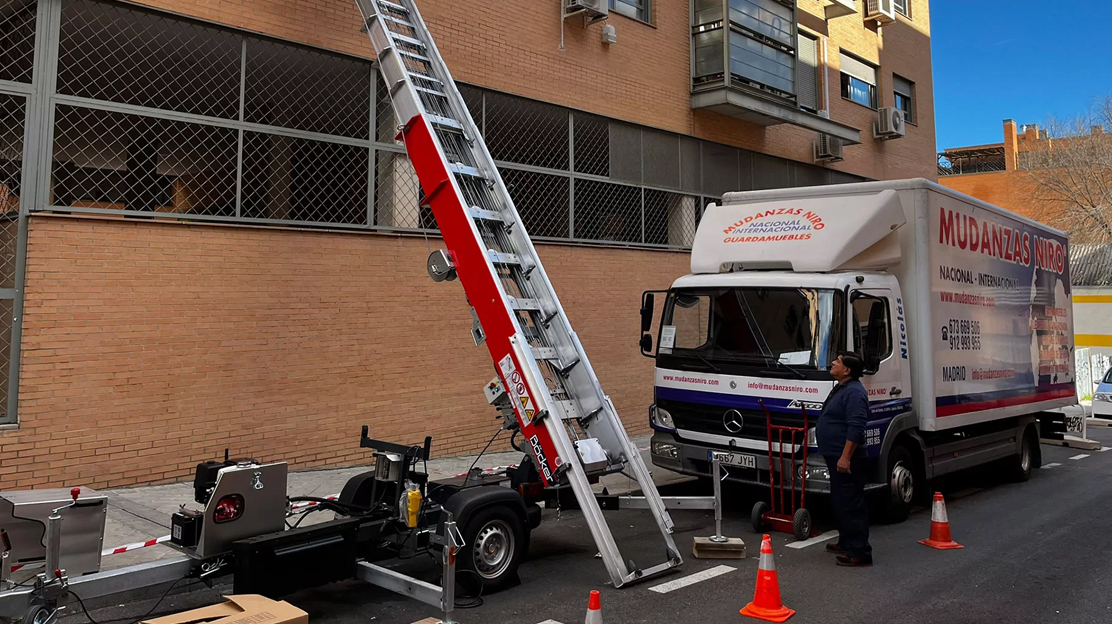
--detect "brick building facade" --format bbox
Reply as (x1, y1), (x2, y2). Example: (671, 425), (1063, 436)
(0, 0), (936, 488)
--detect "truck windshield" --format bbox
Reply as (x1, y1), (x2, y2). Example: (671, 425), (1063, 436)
(659, 287), (845, 376)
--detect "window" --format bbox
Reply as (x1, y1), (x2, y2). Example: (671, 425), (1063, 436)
(610, 0), (649, 22)
(796, 32), (820, 112)
(726, 0), (797, 99)
(839, 52), (877, 109)
(893, 74), (915, 124)
(852, 294), (892, 374)
(894, 0), (911, 18)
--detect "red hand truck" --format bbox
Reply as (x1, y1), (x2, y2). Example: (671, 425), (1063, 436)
(750, 399), (817, 541)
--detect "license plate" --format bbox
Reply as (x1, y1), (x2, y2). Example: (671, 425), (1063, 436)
(709, 451), (756, 469)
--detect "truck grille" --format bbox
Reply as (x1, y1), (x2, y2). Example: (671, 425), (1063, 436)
(658, 398), (809, 440)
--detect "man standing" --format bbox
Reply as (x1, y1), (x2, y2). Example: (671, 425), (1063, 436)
(816, 352), (873, 566)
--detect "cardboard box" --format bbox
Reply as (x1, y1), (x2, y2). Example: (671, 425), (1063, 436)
(142, 595), (308, 624)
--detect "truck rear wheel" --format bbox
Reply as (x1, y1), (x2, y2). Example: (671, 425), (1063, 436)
(458, 505), (525, 593)
(1007, 426), (1036, 483)
(880, 445), (916, 523)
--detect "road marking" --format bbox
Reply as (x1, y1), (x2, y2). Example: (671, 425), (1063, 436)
(1069, 454), (1090, 460)
(1099, 447), (1112, 452)
(786, 530), (839, 549)
(648, 564), (736, 594)
(1044, 462), (1061, 469)
(536, 621), (564, 624)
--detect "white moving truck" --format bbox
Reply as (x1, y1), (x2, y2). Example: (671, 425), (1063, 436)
(642, 179), (1075, 521)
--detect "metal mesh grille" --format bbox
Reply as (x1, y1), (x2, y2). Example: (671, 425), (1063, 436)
(241, 131), (369, 225)
(573, 179), (642, 244)
(0, 298), (11, 419)
(485, 91), (569, 170)
(0, 94), (23, 288)
(501, 168), (569, 239)
(52, 105), (239, 214)
(58, 0), (242, 119)
(0, 0), (36, 83)
(645, 190), (698, 247)
(245, 39), (372, 139)
(374, 150), (425, 229)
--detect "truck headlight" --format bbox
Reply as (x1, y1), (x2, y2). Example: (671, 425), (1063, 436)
(650, 405), (676, 431)
(652, 442), (679, 459)
(1095, 393), (1112, 403)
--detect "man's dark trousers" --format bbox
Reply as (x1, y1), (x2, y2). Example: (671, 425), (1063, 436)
(825, 455), (872, 561)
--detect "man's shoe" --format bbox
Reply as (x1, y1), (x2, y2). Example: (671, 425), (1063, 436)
(835, 555), (873, 567)
(825, 543), (845, 554)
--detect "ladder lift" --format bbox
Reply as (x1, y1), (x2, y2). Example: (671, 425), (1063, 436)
(353, 0), (682, 587)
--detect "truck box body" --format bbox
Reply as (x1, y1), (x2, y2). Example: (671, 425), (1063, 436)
(693, 179), (1075, 432)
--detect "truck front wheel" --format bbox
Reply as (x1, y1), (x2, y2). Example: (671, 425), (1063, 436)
(879, 445), (916, 523)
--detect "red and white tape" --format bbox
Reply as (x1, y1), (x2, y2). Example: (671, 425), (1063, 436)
(289, 494), (339, 511)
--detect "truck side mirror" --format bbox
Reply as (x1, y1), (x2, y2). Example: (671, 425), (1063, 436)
(640, 333), (653, 355)
(640, 292), (655, 333)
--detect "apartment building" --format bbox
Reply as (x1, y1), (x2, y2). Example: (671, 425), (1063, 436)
(0, 0), (936, 488)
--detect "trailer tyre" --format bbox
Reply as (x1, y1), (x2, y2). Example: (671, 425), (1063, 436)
(458, 505), (525, 593)
(22, 606), (53, 624)
(1008, 426), (1036, 483)
(751, 501), (770, 533)
(880, 445), (916, 524)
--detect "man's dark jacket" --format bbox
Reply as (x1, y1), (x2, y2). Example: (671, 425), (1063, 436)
(816, 379), (869, 458)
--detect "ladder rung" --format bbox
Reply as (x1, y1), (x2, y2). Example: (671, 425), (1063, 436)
(391, 32), (426, 49)
(411, 74), (443, 87)
(377, 0), (409, 14)
(448, 163), (485, 179)
(532, 347), (559, 360)
(507, 297), (542, 311)
(428, 114), (464, 131)
(414, 85), (447, 99)
(380, 14), (416, 29)
(469, 206), (509, 223)
(488, 251), (521, 266)
(397, 48), (432, 63)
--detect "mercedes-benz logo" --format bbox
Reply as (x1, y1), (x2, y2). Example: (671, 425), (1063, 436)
(723, 409), (744, 433)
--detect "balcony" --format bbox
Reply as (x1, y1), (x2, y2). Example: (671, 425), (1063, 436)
(937, 147), (1007, 176)
(691, 0), (861, 145)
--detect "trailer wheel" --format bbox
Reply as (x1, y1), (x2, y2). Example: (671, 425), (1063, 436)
(1008, 426), (1036, 483)
(792, 508), (812, 541)
(458, 505), (524, 593)
(22, 606), (53, 624)
(880, 445), (915, 523)
(751, 501), (770, 533)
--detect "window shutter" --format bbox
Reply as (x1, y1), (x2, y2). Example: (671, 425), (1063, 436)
(839, 52), (876, 86)
(796, 34), (819, 111)
(893, 74), (913, 97)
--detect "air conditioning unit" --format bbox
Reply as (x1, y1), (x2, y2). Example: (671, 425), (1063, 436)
(874, 107), (906, 140)
(864, 0), (895, 24)
(825, 0), (857, 19)
(564, 0), (609, 23)
(814, 134), (845, 163)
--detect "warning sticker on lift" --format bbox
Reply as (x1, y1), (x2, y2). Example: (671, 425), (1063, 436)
(499, 355), (536, 425)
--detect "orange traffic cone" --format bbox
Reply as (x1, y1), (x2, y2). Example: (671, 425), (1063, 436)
(740, 534), (795, 622)
(919, 492), (963, 550)
(584, 589), (603, 624)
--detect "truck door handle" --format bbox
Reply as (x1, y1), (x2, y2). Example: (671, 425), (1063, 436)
(890, 387), (902, 396)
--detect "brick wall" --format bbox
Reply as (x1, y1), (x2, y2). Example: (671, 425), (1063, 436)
(939, 170), (1056, 225)
(131, 0), (937, 181)
(0, 215), (687, 489)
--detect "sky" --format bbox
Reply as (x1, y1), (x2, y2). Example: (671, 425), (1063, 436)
(930, 1), (1112, 151)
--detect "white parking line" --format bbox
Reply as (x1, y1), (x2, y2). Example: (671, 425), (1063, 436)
(648, 565), (736, 594)
(1099, 447), (1112, 452)
(536, 621), (565, 624)
(1044, 462), (1062, 469)
(786, 530), (839, 549)
(1069, 454), (1090, 460)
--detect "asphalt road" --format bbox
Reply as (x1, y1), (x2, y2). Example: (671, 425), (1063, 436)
(69, 427), (1112, 624)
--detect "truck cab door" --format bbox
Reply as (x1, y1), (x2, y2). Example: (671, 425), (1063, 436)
(850, 288), (911, 424)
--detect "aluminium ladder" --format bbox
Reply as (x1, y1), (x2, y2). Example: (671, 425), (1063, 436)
(353, 0), (681, 587)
